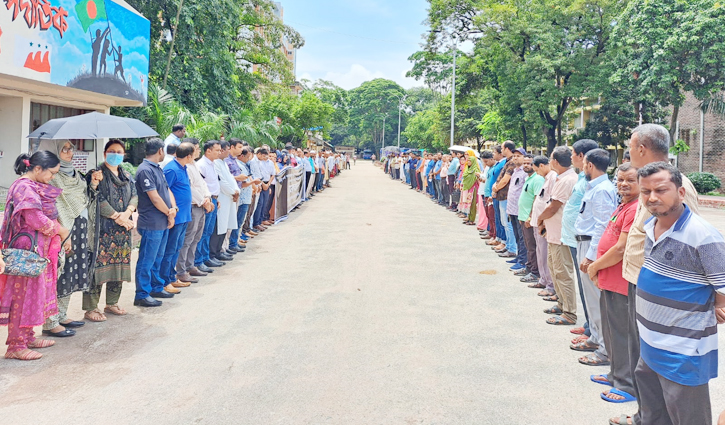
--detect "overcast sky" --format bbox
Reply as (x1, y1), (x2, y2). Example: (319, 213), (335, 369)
(281, 0), (429, 90)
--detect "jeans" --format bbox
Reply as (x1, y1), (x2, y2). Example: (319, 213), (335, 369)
(160, 222), (188, 285)
(253, 187), (270, 227)
(264, 185), (275, 222)
(136, 228), (169, 299)
(195, 197), (218, 267)
(500, 200), (516, 252)
(493, 199), (506, 241)
(229, 203), (250, 248)
(316, 172), (324, 191)
(510, 215), (527, 266)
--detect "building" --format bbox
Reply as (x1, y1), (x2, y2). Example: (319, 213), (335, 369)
(251, 2), (298, 87)
(0, 0), (150, 189)
(672, 92), (725, 181)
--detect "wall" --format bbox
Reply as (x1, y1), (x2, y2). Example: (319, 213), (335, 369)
(0, 95), (30, 187)
(675, 92), (725, 183)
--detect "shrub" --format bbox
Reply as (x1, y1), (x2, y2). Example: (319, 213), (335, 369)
(687, 172), (722, 194)
(120, 162), (138, 177)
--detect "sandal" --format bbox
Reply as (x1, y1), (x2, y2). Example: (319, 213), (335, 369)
(528, 282), (546, 289)
(5, 349), (43, 361)
(571, 340), (599, 352)
(601, 388), (637, 403)
(104, 305), (127, 316)
(84, 309), (107, 322)
(544, 306), (563, 315)
(543, 295), (559, 302)
(590, 374), (613, 386)
(28, 339), (55, 349)
(546, 315), (576, 325)
(570, 327), (586, 335)
(537, 289), (554, 296)
(609, 414), (633, 425)
(571, 335), (589, 344)
(579, 353), (611, 366)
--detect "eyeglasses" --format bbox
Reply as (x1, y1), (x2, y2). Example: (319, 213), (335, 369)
(61, 146), (75, 153)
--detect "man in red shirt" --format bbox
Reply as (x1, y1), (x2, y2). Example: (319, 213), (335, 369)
(586, 163), (640, 403)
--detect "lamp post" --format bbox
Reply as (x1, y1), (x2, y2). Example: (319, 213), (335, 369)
(382, 113), (388, 158)
(450, 40), (457, 147)
(393, 93), (407, 149)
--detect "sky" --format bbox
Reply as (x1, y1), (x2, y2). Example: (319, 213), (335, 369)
(281, 0), (430, 90)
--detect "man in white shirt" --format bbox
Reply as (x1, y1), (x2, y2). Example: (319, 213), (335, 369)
(250, 148), (272, 230)
(211, 141), (240, 262)
(177, 138), (214, 280)
(195, 140), (224, 268)
(164, 124), (186, 154)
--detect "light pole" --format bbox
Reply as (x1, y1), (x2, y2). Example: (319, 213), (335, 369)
(393, 94), (407, 149)
(450, 41), (457, 147)
(382, 113), (387, 157)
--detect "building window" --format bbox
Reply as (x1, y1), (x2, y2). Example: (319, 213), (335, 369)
(29, 102), (93, 151)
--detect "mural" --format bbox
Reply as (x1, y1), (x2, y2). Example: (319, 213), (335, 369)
(0, 0), (150, 104)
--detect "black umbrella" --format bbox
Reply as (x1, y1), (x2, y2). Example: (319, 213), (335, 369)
(27, 111), (158, 140)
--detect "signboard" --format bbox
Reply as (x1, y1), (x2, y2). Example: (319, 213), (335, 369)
(0, 0), (150, 104)
(273, 165), (305, 223)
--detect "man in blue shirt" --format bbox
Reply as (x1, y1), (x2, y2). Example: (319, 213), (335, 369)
(572, 148), (618, 367)
(487, 145), (508, 248)
(160, 142), (195, 294)
(424, 154), (436, 198)
(433, 153), (443, 204)
(408, 153), (419, 190)
(447, 152), (460, 208)
(134, 138), (178, 307)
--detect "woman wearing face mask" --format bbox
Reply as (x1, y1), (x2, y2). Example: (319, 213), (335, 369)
(0, 151), (70, 360)
(38, 140), (102, 337)
(82, 140), (137, 321)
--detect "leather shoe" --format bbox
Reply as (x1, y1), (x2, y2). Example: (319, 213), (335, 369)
(216, 253), (234, 261)
(134, 297), (162, 307)
(177, 273), (199, 283)
(189, 267), (208, 277)
(247, 230), (258, 236)
(225, 249), (238, 255)
(254, 225), (266, 232)
(171, 280), (191, 288)
(42, 328), (76, 337)
(60, 320), (85, 328)
(149, 290), (174, 299)
(164, 284), (181, 294)
(205, 259), (224, 268)
(499, 251), (517, 258)
(196, 264), (214, 273)
(262, 221), (273, 226)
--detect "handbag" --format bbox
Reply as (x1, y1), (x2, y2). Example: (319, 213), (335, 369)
(1, 199), (50, 277)
(1, 231), (50, 277)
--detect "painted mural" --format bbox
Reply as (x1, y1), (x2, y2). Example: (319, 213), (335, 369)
(0, 0), (150, 104)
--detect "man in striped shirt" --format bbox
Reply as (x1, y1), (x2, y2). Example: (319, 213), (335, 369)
(635, 162), (725, 425)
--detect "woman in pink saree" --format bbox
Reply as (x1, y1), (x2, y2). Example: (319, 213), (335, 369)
(0, 151), (70, 361)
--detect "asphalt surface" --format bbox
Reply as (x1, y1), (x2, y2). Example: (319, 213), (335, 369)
(0, 162), (724, 424)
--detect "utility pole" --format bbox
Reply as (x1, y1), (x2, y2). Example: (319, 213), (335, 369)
(382, 114), (387, 157)
(163, 0), (184, 90)
(450, 42), (457, 147)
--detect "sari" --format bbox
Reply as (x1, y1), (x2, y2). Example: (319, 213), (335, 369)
(0, 178), (62, 351)
(462, 152), (480, 221)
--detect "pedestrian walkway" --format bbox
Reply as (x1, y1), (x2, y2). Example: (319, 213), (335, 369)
(0, 163), (723, 424)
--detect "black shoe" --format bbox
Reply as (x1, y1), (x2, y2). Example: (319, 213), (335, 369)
(225, 249), (238, 255)
(42, 328), (76, 337)
(216, 253), (234, 261)
(205, 259), (224, 268)
(60, 320), (85, 328)
(149, 290), (175, 299)
(133, 297), (162, 307)
(196, 264), (214, 273)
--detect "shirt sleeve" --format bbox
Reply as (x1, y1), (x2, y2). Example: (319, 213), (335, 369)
(586, 188), (619, 260)
(621, 202), (638, 233)
(163, 166), (178, 189)
(697, 238), (725, 295)
(136, 168), (157, 193)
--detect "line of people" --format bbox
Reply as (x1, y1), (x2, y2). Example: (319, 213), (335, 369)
(383, 124), (725, 425)
(0, 132), (348, 361)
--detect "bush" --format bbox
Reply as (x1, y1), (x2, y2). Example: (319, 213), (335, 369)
(120, 162), (138, 177)
(687, 172), (722, 194)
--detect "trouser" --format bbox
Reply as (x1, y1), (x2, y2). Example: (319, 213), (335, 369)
(244, 193), (257, 232)
(601, 289), (635, 396)
(628, 282), (643, 425)
(476, 195), (488, 229)
(253, 187), (270, 227)
(264, 185), (275, 221)
(441, 178), (449, 203)
(43, 294), (71, 330)
(493, 199), (506, 241)
(577, 239), (607, 360)
(485, 200), (496, 237)
(570, 246), (591, 337)
(500, 201), (516, 252)
(5, 293), (39, 352)
(510, 215), (526, 265)
(305, 171), (311, 193)
(209, 220), (225, 258)
(521, 221), (538, 276)
(83, 281), (122, 311)
(409, 169), (416, 189)
(178, 206), (206, 273)
(317, 172), (324, 191)
(417, 173), (422, 190)
(135, 228), (169, 299)
(195, 198), (218, 266)
(447, 175), (455, 206)
(533, 227), (553, 291)
(635, 359), (711, 425)
(306, 173), (316, 198)
(467, 186), (478, 222)
(548, 243), (577, 321)
(229, 203), (250, 248)
(160, 222), (188, 285)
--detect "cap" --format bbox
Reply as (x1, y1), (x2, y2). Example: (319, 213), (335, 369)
(514, 147), (527, 155)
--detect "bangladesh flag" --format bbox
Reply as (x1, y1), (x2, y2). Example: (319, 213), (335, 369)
(75, 0), (107, 33)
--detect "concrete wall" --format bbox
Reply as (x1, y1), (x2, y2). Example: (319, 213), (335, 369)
(0, 95), (30, 188)
(674, 92), (725, 182)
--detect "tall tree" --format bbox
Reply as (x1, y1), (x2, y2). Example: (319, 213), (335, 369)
(348, 79), (406, 150)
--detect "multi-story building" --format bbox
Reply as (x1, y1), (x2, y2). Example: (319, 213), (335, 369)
(251, 2), (300, 94)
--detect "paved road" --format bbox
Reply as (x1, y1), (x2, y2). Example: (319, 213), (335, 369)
(1, 163), (724, 424)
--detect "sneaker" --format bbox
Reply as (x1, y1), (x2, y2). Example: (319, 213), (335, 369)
(514, 268), (529, 276)
(506, 258), (518, 264)
(509, 263), (525, 271)
(520, 274), (539, 283)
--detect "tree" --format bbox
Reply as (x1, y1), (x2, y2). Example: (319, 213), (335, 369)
(348, 79), (406, 150)
(293, 91), (335, 140)
(610, 0), (725, 142)
(402, 109), (446, 151)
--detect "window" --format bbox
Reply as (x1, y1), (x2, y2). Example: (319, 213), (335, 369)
(29, 102), (93, 151)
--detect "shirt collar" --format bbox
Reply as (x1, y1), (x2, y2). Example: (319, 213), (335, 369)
(143, 158), (160, 168)
(644, 204), (692, 241)
(173, 158), (186, 170)
(586, 173), (609, 189)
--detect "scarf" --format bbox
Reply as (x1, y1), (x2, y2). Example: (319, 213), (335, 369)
(37, 139), (90, 227)
(98, 162), (134, 213)
(37, 139), (75, 174)
(1, 178), (61, 244)
(462, 151), (480, 191)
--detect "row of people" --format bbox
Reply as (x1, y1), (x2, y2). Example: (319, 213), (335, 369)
(384, 124), (725, 425)
(0, 135), (348, 361)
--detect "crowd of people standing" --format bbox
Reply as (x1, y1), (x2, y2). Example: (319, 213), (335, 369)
(382, 124), (725, 425)
(0, 125), (349, 361)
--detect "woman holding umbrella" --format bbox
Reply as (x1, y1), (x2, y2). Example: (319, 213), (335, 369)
(38, 140), (102, 337)
(461, 150), (480, 225)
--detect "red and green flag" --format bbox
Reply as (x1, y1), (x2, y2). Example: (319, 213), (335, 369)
(75, 0), (107, 33)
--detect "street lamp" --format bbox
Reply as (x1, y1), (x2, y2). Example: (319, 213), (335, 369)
(382, 113), (388, 156)
(392, 93), (407, 149)
(450, 39), (457, 147)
